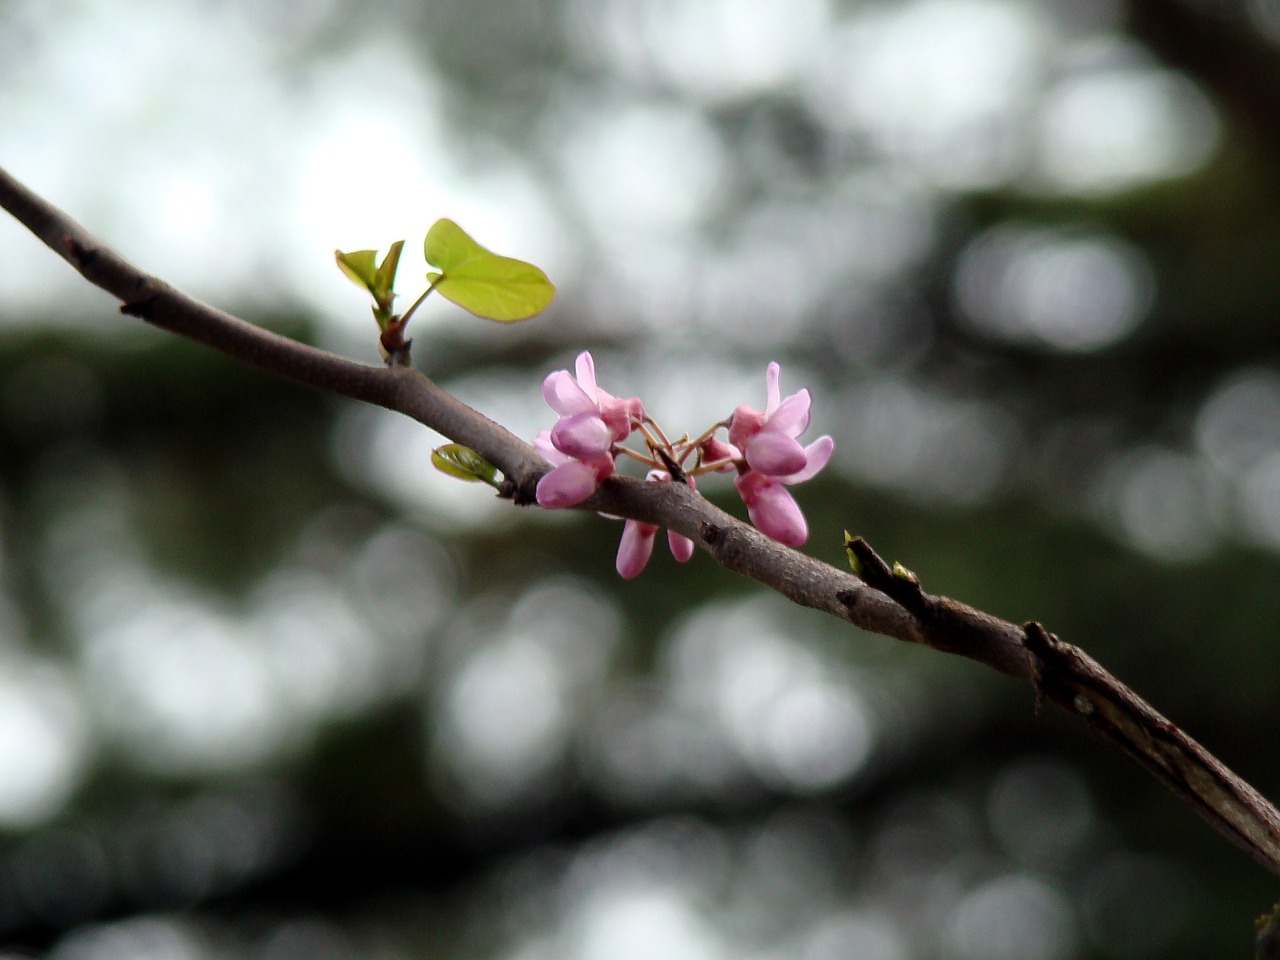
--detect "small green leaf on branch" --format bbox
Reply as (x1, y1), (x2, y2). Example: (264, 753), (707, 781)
(337, 243), (404, 329)
(374, 240), (404, 300)
(431, 444), (502, 487)
(423, 218), (555, 322)
(843, 530), (864, 577)
(892, 561), (919, 585)
(335, 249), (379, 290)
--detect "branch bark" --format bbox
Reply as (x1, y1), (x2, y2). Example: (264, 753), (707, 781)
(3, 164), (1280, 878)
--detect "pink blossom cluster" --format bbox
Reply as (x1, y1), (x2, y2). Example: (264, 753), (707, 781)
(534, 352), (834, 578)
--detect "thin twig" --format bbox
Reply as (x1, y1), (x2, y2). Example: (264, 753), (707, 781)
(3, 163), (1279, 878)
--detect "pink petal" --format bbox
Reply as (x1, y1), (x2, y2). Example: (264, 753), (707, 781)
(747, 482), (808, 545)
(536, 460), (600, 508)
(764, 361), (781, 415)
(734, 468), (768, 506)
(745, 430), (808, 476)
(668, 530), (694, 563)
(700, 437), (741, 470)
(533, 430), (571, 466)
(783, 435), (834, 484)
(551, 411), (613, 459)
(727, 404), (765, 451)
(616, 520), (657, 578)
(542, 370), (597, 417)
(598, 395), (644, 442)
(574, 351), (599, 401)
(767, 389), (811, 437)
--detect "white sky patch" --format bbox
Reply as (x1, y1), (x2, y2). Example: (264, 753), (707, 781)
(0, 0), (566, 347)
(0, 660), (88, 826)
(430, 580), (620, 811)
(954, 223), (1152, 352)
(559, 101), (728, 245)
(569, 886), (725, 960)
(809, 0), (1048, 188)
(1034, 45), (1219, 195)
(81, 595), (292, 773)
(835, 379), (1017, 505)
(664, 599), (875, 793)
(569, 0), (832, 105)
(33, 454), (428, 775)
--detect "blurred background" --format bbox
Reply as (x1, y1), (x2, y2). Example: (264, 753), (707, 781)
(1, 0), (1279, 956)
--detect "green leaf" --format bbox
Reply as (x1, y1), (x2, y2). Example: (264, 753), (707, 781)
(374, 240), (405, 299)
(843, 530), (863, 577)
(335, 249), (379, 289)
(431, 444), (501, 486)
(891, 561), (919, 585)
(423, 218), (555, 322)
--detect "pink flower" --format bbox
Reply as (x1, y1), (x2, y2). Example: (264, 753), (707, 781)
(698, 436), (740, 472)
(542, 351), (644, 458)
(734, 435), (834, 546)
(530, 349), (835, 570)
(534, 430), (615, 508)
(728, 362), (813, 476)
(615, 471), (695, 578)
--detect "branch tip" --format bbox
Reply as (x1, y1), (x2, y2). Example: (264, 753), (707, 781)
(845, 535), (929, 616)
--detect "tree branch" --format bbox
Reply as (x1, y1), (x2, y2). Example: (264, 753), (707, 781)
(3, 164), (1280, 878)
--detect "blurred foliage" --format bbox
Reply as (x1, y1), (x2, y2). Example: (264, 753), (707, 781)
(4, 0), (1280, 958)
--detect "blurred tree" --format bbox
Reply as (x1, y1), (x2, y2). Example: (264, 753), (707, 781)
(3, 1), (1280, 958)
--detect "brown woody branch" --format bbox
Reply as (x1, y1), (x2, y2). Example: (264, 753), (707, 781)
(3, 163), (1280, 878)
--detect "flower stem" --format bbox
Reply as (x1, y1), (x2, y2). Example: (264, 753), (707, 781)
(398, 273), (446, 329)
(615, 445), (663, 469)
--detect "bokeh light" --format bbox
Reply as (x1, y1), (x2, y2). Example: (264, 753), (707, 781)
(954, 223), (1153, 351)
(0, 0), (1273, 955)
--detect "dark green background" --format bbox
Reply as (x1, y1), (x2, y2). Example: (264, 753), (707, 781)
(2, 0), (1279, 957)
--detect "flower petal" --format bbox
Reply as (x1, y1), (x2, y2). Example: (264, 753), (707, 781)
(533, 430), (571, 466)
(767, 389), (811, 436)
(616, 520), (657, 578)
(551, 411), (613, 459)
(536, 460), (600, 508)
(542, 370), (597, 417)
(598, 395), (644, 442)
(727, 404), (765, 452)
(782, 435), (834, 484)
(745, 430), (808, 476)
(747, 482), (808, 545)
(764, 361), (781, 415)
(575, 351), (599, 401)
(667, 530), (694, 563)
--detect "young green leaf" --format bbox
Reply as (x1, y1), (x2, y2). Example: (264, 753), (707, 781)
(891, 560), (919, 585)
(431, 444), (501, 486)
(373, 240), (405, 299)
(843, 530), (863, 577)
(335, 249), (379, 290)
(423, 218), (555, 322)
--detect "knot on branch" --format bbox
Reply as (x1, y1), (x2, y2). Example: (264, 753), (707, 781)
(118, 276), (162, 318)
(63, 235), (100, 270)
(1023, 620), (1067, 713)
(498, 472), (541, 506)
